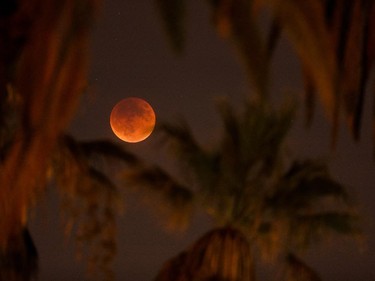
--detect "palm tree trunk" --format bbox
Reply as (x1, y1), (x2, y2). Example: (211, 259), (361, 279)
(156, 226), (255, 281)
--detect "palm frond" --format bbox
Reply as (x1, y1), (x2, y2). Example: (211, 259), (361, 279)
(290, 212), (360, 249)
(240, 99), (294, 178)
(340, 1), (365, 139)
(52, 135), (124, 281)
(255, 157), (360, 260)
(210, 0), (269, 97)
(217, 98), (241, 154)
(260, 0), (375, 149)
(267, 0), (338, 123)
(123, 164), (194, 230)
(160, 120), (203, 159)
(283, 253), (321, 281)
(87, 167), (117, 192)
(268, 160), (351, 211)
(217, 98), (294, 175)
(255, 219), (289, 262)
(79, 138), (139, 165)
(160, 120), (219, 192)
(302, 66), (316, 127)
(266, 16), (282, 59)
(155, 0), (186, 53)
(366, 4), (375, 155)
(0, 0), (100, 248)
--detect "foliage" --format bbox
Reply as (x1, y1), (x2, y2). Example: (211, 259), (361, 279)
(0, 0), (368, 280)
(157, 0), (375, 153)
(0, 0), (100, 247)
(263, 0), (375, 146)
(124, 98), (360, 280)
(155, 227), (255, 281)
(123, 162), (193, 231)
(283, 253), (321, 281)
(51, 135), (137, 280)
(155, 0), (186, 52)
(0, 0), (114, 280)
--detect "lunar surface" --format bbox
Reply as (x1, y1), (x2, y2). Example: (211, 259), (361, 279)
(110, 97), (156, 143)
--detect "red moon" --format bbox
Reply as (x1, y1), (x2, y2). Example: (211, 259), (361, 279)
(110, 97), (156, 143)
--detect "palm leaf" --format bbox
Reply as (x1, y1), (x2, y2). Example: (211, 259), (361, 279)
(52, 135), (124, 280)
(284, 253), (321, 281)
(272, 0), (337, 117)
(217, 98), (241, 153)
(240, 100), (294, 176)
(254, 219), (290, 262)
(210, 0), (269, 97)
(290, 212), (360, 249)
(131, 96), (360, 279)
(0, 0), (99, 248)
(261, 0), (375, 148)
(352, 0), (375, 140)
(258, 158), (359, 258)
(123, 164), (193, 230)
(266, 16), (282, 59)
(79, 138), (139, 165)
(155, 0), (186, 52)
(124, 164), (192, 203)
(262, 0), (342, 146)
(268, 160), (351, 211)
(340, 1), (364, 139)
(369, 1), (375, 157)
(303, 67), (316, 127)
(216, 99), (242, 186)
(160, 121), (219, 193)
(217, 98), (294, 176)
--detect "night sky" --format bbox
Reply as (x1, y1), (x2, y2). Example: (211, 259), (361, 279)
(30, 1), (374, 280)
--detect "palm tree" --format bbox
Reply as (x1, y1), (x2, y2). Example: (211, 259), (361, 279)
(124, 98), (360, 281)
(50, 135), (138, 280)
(0, 0), (101, 280)
(0, 2), (143, 279)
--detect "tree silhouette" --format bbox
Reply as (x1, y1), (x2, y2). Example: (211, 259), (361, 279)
(157, 0), (375, 152)
(124, 98), (360, 281)
(50, 135), (138, 280)
(0, 0), (370, 280)
(0, 0), (114, 280)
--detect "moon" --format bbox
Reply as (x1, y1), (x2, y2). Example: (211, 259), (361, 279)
(110, 97), (156, 143)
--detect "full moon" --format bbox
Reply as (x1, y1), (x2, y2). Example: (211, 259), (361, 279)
(110, 97), (156, 143)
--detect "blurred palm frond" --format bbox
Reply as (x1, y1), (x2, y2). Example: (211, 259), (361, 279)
(0, 0), (100, 251)
(289, 212), (360, 249)
(155, 0), (375, 153)
(283, 253), (322, 281)
(259, 0), (375, 148)
(124, 163), (194, 231)
(51, 135), (138, 280)
(155, 0), (186, 53)
(210, 0), (269, 97)
(268, 160), (352, 211)
(257, 159), (360, 260)
(135, 98), (361, 280)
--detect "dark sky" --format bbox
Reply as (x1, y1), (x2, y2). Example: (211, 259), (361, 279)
(30, 1), (375, 280)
